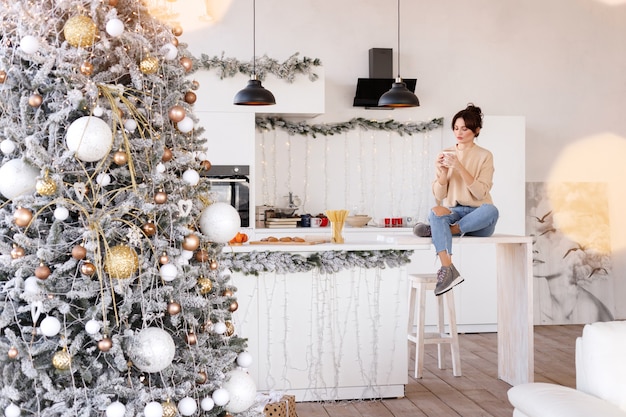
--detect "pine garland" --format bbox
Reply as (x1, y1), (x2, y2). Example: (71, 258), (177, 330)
(220, 249), (414, 276)
(255, 116), (444, 138)
(192, 52), (322, 82)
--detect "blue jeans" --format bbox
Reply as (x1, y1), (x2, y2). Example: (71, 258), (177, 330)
(428, 204), (499, 255)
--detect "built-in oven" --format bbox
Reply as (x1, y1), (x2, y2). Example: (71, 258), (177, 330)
(202, 165), (250, 227)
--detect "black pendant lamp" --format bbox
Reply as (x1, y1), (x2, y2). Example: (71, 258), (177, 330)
(378, 0), (419, 108)
(234, 0), (276, 106)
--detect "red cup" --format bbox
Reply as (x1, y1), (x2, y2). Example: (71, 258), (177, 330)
(392, 217), (403, 227)
(384, 218), (391, 227)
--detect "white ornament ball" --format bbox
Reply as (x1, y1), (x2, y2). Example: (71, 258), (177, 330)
(0, 158), (39, 199)
(65, 116), (113, 162)
(159, 263), (178, 282)
(92, 106), (104, 117)
(219, 268), (232, 278)
(106, 401), (126, 417)
(155, 162), (166, 173)
(20, 35), (40, 54)
(24, 276), (42, 295)
(211, 388), (230, 407)
(124, 118), (137, 132)
(236, 351), (253, 368)
(223, 369), (257, 413)
(40, 316), (62, 337)
(85, 319), (101, 335)
(178, 397), (197, 416)
(161, 43), (178, 60)
(181, 250), (194, 260)
(212, 322), (227, 335)
(200, 397), (214, 412)
(105, 18), (125, 37)
(54, 206), (70, 221)
(182, 169), (200, 185)
(4, 404), (21, 417)
(0, 139), (16, 154)
(198, 202), (241, 244)
(96, 173), (112, 187)
(128, 327), (176, 373)
(144, 401), (163, 417)
(176, 116), (194, 133)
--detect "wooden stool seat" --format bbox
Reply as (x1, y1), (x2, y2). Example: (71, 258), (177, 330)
(407, 273), (462, 378)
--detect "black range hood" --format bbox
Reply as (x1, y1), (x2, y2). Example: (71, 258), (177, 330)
(353, 78), (417, 108)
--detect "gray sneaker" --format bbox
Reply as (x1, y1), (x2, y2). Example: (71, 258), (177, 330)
(413, 222), (431, 237)
(435, 264), (464, 296)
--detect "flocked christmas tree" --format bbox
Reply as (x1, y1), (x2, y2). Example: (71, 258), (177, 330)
(0, 1), (258, 416)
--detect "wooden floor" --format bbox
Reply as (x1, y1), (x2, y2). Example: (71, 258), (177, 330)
(294, 325), (582, 417)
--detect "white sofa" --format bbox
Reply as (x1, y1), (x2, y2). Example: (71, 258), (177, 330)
(507, 321), (626, 417)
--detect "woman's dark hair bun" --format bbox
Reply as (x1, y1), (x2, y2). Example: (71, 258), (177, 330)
(466, 103), (483, 118)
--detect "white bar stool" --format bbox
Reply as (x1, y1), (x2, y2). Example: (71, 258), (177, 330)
(407, 273), (462, 378)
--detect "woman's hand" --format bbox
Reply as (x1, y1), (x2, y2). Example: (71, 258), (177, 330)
(436, 153), (449, 170)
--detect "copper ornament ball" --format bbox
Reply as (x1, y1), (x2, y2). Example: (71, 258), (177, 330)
(0, 70), (7, 84)
(28, 93), (43, 107)
(80, 261), (96, 276)
(222, 289), (234, 297)
(159, 253), (170, 265)
(14, 207), (33, 227)
(195, 249), (209, 262)
(80, 61), (93, 76)
(209, 260), (219, 270)
(108, 0), (118, 6)
(11, 245), (25, 259)
(185, 332), (198, 345)
(161, 147), (173, 162)
(191, 80), (200, 90)
(196, 370), (208, 384)
(167, 301), (181, 315)
(98, 337), (113, 352)
(182, 234), (200, 251)
(142, 221), (157, 237)
(72, 244), (87, 260)
(154, 190), (168, 204)
(229, 300), (239, 312)
(200, 160), (211, 171)
(184, 91), (197, 104)
(171, 37), (179, 47)
(180, 57), (193, 72)
(8, 347), (18, 359)
(172, 26), (183, 36)
(113, 150), (128, 166)
(35, 264), (51, 280)
(168, 105), (186, 123)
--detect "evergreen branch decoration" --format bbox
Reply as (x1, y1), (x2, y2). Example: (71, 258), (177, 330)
(193, 52), (322, 83)
(220, 249), (414, 276)
(255, 116), (444, 138)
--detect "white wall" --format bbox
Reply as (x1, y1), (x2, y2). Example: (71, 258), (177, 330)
(180, 0), (626, 319)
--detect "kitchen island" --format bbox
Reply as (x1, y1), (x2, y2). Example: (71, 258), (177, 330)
(222, 229), (533, 401)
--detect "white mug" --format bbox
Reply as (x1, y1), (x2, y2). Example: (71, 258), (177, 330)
(311, 217), (322, 227)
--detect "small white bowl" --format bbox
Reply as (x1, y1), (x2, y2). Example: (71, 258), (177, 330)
(345, 215), (372, 228)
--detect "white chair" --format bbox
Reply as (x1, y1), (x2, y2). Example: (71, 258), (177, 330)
(407, 273), (462, 378)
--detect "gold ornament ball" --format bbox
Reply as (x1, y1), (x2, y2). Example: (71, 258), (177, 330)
(168, 105), (186, 123)
(184, 91), (197, 104)
(167, 301), (181, 315)
(180, 56), (193, 72)
(191, 80), (200, 90)
(182, 234), (200, 251)
(80, 61), (93, 76)
(209, 260), (219, 270)
(113, 150), (128, 165)
(142, 221), (157, 237)
(197, 276), (213, 294)
(162, 401), (177, 417)
(64, 15), (97, 48)
(28, 93), (43, 107)
(104, 245), (139, 279)
(80, 261), (96, 276)
(161, 147), (173, 162)
(72, 245), (87, 260)
(229, 300), (239, 312)
(196, 370), (208, 384)
(159, 252), (169, 265)
(171, 37), (179, 47)
(0, 70), (7, 83)
(8, 347), (18, 359)
(154, 190), (168, 204)
(14, 207), (33, 227)
(52, 350), (72, 370)
(172, 26), (183, 36)
(195, 249), (209, 262)
(185, 332), (197, 345)
(11, 245), (25, 259)
(225, 321), (235, 337)
(140, 56), (159, 75)
(35, 263), (51, 280)
(200, 160), (212, 171)
(98, 337), (113, 352)
(36, 177), (57, 196)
